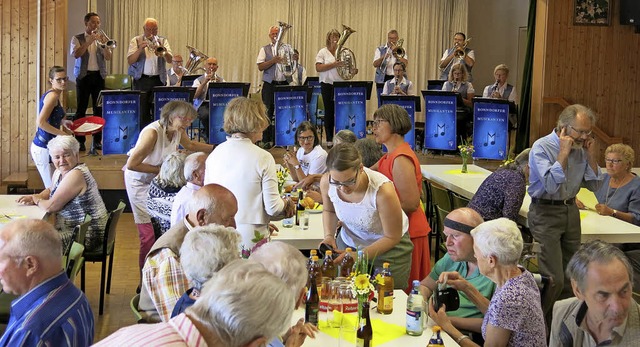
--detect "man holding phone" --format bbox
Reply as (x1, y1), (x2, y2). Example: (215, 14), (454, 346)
(419, 208), (494, 335)
(528, 104), (603, 327)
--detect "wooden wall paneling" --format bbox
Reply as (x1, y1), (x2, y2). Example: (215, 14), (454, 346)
(27, 0), (37, 163)
(1, 0), (11, 180)
(11, 0), (23, 174)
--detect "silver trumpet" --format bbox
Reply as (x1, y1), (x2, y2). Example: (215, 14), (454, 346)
(94, 29), (116, 49)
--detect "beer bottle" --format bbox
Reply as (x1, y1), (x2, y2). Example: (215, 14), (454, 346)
(305, 267), (320, 326)
(295, 189), (305, 226)
(321, 251), (336, 279)
(340, 247), (355, 277)
(427, 326), (445, 347)
(406, 280), (424, 336)
(377, 262), (394, 314)
(356, 301), (373, 347)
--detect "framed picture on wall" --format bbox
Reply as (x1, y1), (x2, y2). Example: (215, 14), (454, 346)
(574, 0), (611, 26)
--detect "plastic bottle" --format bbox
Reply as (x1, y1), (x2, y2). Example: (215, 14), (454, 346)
(406, 280), (424, 336)
(307, 249), (317, 269)
(308, 255), (322, 288)
(340, 247), (355, 277)
(321, 251), (336, 279)
(377, 262), (394, 314)
(427, 326), (445, 347)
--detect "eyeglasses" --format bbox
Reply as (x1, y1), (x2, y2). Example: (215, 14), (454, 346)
(329, 170), (359, 188)
(54, 77), (69, 83)
(174, 61), (184, 64)
(298, 135), (314, 142)
(605, 158), (624, 165)
(568, 124), (592, 136)
(372, 119), (388, 127)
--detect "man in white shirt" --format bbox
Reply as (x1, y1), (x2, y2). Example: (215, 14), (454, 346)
(373, 29), (408, 93)
(170, 152), (207, 227)
(70, 12), (112, 152)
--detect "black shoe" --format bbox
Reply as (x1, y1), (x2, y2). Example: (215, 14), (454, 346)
(79, 143), (86, 152)
(94, 142), (102, 150)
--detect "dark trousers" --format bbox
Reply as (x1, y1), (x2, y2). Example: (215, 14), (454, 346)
(75, 71), (104, 145)
(375, 74), (394, 107)
(320, 82), (335, 142)
(261, 80), (288, 144)
(134, 75), (163, 128)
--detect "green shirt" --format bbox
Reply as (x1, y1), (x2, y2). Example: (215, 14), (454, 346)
(429, 253), (496, 318)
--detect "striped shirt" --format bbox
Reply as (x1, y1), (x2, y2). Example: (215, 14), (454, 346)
(93, 313), (207, 346)
(0, 271), (94, 347)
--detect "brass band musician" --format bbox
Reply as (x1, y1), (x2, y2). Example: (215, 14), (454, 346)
(193, 57), (225, 140)
(373, 29), (408, 93)
(166, 54), (186, 86)
(127, 18), (173, 127)
(70, 12), (112, 152)
(439, 32), (475, 82)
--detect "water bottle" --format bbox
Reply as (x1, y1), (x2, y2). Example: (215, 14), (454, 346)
(406, 280), (424, 336)
(282, 193), (294, 228)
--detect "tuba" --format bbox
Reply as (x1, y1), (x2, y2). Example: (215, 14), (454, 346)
(184, 45), (209, 75)
(336, 24), (357, 80)
(95, 29), (116, 50)
(274, 21), (295, 78)
(392, 38), (405, 59)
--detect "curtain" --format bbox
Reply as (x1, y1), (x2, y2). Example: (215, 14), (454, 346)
(103, 0), (468, 120)
(515, 0), (536, 152)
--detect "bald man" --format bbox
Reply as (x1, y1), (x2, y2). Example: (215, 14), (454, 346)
(193, 57), (225, 141)
(166, 54), (185, 86)
(420, 208), (494, 334)
(0, 219), (94, 346)
(139, 184), (238, 322)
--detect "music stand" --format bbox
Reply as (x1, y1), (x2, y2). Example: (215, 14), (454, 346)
(274, 85), (309, 147)
(152, 86), (196, 120)
(333, 81), (373, 139)
(471, 97), (511, 160)
(380, 95), (422, 149)
(180, 75), (199, 87)
(427, 80), (446, 91)
(206, 82), (251, 144)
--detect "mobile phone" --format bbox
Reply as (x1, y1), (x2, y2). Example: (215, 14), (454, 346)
(433, 287), (460, 312)
(318, 243), (335, 259)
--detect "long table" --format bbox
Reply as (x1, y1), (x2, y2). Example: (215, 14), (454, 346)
(420, 164), (640, 244)
(291, 289), (459, 346)
(271, 212), (324, 249)
(0, 194), (48, 228)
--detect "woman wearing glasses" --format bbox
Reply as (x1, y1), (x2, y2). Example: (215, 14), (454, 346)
(283, 121), (327, 183)
(320, 143), (413, 289)
(31, 66), (74, 188)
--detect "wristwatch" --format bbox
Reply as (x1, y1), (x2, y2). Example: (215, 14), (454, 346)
(294, 165), (300, 170)
(612, 210), (618, 218)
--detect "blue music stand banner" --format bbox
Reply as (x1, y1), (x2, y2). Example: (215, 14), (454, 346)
(472, 99), (509, 160)
(153, 87), (194, 120)
(379, 98), (417, 150)
(334, 86), (367, 139)
(102, 91), (141, 155)
(307, 79), (321, 125)
(208, 86), (244, 145)
(423, 92), (457, 150)
(275, 88), (308, 147)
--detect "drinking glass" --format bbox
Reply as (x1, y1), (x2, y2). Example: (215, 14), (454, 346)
(301, 210), (310, 230)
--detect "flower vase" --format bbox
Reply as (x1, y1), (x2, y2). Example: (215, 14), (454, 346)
(278, 183), (284, 196)
(461, 156), (468, 173)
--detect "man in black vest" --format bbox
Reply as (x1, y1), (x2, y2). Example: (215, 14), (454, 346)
(70, 12), (112, 152)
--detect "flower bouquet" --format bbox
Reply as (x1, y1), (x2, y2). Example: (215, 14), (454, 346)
(276, 167), (290, 195)
(350, 251), (384, 323)
(458, 138), (474, 173)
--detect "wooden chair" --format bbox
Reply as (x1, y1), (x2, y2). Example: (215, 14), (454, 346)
(81, 200), (126, 315)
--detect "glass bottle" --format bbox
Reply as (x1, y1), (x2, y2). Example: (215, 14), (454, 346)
(305, 268), (320, 326)
(282, 193), (294, 227)
(356, 301), (373, 347)
(406, 280), (424, 336)
(377, 262), (394, 314)
(295, 189), (305, 226)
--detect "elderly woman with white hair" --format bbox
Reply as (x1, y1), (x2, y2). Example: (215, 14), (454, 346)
(171, 224), (240, 317)
(250, 241), (318, 347)
(17, 135), (108, 253)
(97, 260), (295, 347)
(147, 152), (186, 236)
(170, 152), (207, 227)
(429, 218), (546, 347)
(125, 100), (213, 272)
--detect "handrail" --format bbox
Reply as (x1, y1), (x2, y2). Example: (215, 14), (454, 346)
(543, 97), (623, 145)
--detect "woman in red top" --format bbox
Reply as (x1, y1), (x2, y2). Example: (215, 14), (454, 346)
(370, 104), (430, 288)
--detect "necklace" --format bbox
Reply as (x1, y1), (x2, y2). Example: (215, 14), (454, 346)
(605, 174), (630, 205)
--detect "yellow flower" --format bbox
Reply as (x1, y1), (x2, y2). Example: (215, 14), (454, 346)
(354, 274), (370, 290)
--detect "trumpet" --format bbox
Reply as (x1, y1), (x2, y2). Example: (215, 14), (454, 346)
(146, 35), (167, 57)
(94, 29), (116, 50)
(452, 37), (471, 59)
